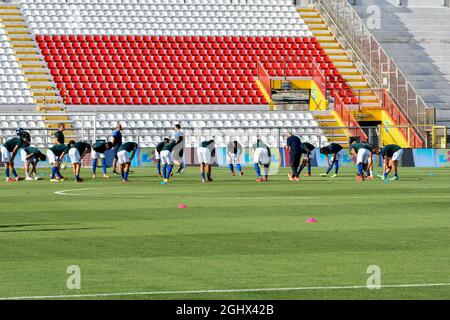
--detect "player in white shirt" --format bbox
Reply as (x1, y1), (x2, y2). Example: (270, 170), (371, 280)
(253, 139), (271, 182)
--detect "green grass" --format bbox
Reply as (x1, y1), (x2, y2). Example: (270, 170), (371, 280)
(0, 166), (449, 300)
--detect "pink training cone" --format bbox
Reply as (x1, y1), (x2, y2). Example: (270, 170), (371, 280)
(305, 218), (318, 223)
(178, 204), (188, 209)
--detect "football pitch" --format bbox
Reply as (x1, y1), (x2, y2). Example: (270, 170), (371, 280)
(0, 166), (449, 300)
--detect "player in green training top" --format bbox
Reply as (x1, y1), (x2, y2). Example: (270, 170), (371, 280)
(68, 141), (91, 183)
(297, 142), (315, 177)
(117, 141), (138, 183)
(160, 139), (179, 184)
(21, 146), (46, 181)
(155, 138), (170, 177)
(47, 142), (73, 182)
(1, 136), (30, 182)
(350, 142), (374, 181)
(320, 143), (344, 178)
(373, 144), (403, 181)
(91, 141), (113, 179)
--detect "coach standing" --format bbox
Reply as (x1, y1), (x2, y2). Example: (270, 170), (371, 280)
(111, 122), (123, 176)
(285, 132), (302, 181)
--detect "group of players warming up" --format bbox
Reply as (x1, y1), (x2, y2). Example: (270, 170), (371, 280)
(2, 124), (403, 184)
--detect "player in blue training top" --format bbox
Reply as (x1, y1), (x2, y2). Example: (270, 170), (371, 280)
(297, 142), (315, 177)
(320, 143), (344, 178)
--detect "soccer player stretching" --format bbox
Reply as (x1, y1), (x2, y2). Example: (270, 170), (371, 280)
(373, 144), (403, 181)
(350, 142), (374, 181)
(160, 139), (178, 184)
(173, 124), (186, 175)
(111, 122), (123, 176)
(91, 141), (113, 179)
(116, 141), (138, 183)
(253, 139), (271, 182)
(298, 142), (315, 177)
(69, 141), (91, 183)
(226, 140), (243, 176)
(1, 135), (30, 182)
(320, 143), (344, 178)
(47, 143), (72, 182)
(21, 146), (46, 180)
(197, 139), (215, 182)
(155, 138), (169, 177)
(285, 132), (302, 181)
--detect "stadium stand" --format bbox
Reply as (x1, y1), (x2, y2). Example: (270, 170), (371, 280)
(351, 0), (450, 126)
(72, 111), (326, 147)
(20, 0), (357, 106)
(0, 21), (34, 105)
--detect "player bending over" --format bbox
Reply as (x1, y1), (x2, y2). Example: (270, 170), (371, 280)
(1, 135), (30, 182)
(91, 141), (113, 179)
(226, 140), (243, 176)
(320, 143), (344, 178)
(350, 142), (374, 181)
(47, 143), (72, 182)
(69, 141), (91, 183)
(160, 139), (178, 184)
(155, 138), (169, 177)
(21, 146), (46, 180)
(117, 141), (138, 183)
(373, 144), (403, 181)
(197, 139), (215, 183)
(111, 122), (123, 176)
(285, 132), (302, 181)
(297, 142), (315, 177)
(253, 139), (271, 182)
(173, 124), (186, 175)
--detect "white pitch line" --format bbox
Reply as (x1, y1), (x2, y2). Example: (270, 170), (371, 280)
(54, 188), (450, 200)
(1, 283), (449, 300)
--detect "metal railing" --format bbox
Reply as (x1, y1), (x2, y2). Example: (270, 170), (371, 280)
(1, 112), (442, 148)
(310, 0), (434, 140)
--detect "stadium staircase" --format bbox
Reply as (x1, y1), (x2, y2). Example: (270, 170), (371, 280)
(0, 2), (74, 140)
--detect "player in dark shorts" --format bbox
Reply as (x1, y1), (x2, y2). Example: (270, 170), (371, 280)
(320, 143), (344, 178)
(285, 132), (302, 181)
(298, 142), (315, 177)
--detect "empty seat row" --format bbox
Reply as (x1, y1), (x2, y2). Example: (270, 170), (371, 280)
(0, 24), (34, 104)
(40, 35), (355, 105)
(20, 0), (309, 36)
